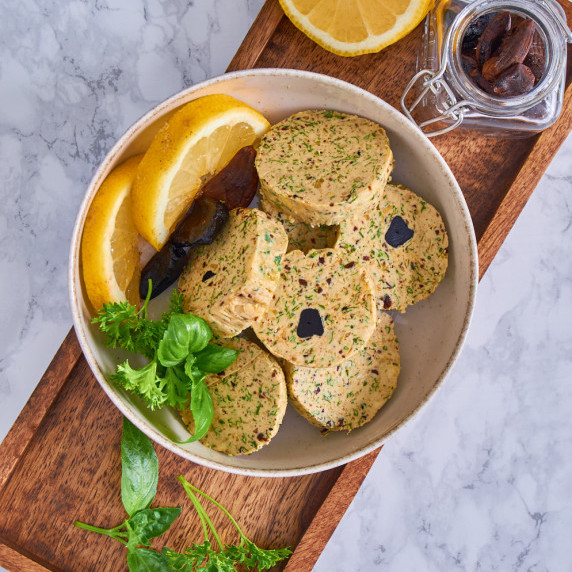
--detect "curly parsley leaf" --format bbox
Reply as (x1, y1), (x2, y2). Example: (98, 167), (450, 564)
(92, 285), (167, 360)
(162, 366), (191, 409)
(162, 542), (219, 571)
(239, 540), (293, 570)
(113, 360), (167, 411)
(166, 289), (184, 315)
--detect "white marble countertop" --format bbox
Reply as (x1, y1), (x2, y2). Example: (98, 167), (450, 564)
(1, 1), (570, 571)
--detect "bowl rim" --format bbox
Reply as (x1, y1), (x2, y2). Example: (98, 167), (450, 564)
(69, 67), (478, 478)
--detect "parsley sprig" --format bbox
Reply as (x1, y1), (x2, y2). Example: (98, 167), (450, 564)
(74, 418), (291, 572)
(92, 282), (237, 441)
(162, 477), (292, 571)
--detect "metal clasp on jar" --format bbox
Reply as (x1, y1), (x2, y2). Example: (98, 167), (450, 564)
(401, 68), (473, 137)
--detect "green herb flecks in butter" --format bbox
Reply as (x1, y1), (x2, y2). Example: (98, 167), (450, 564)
(256, 109), (393, 226)
(178, 208), (287, 338)
(253, 248), (376, 368)
(336, 183), (449, 313)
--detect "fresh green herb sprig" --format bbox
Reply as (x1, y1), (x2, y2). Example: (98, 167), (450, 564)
(74, 418), (291, 572)
(92, 282), (237, 442)
(75, 418), (182, 570)
(162, 477), (292, 571)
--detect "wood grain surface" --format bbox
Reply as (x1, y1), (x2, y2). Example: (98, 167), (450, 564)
(1, 1), (571, 570)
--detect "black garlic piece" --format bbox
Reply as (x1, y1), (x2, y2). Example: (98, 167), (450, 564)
(461, 54), (478, 75)
(171, 198), (229, 247)
(199, 145), (259, 210)
(462, 13), (493, 52)
(482, 19), (536, 82)
(297, 308), (324, 339)
(476, 11), (511, 67)
(493, 63), (535, 96)
(523, 30), (545, 83)
(140, 198), (228, 299)
(471, 69), (497, 94)
(139, 242), (189, 300)
(385, 216), (414, 248)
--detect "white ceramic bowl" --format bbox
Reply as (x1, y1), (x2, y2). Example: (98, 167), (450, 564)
(69, 69), (478, 477)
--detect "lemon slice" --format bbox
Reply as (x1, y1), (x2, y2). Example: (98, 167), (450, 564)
(279, 0), (432, 57)
(81, 154), (142, 312)
(131, 94), (271, 250)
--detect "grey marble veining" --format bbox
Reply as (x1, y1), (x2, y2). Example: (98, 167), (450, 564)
(0, 1), (571, 571)
(0, 0), (264, 435)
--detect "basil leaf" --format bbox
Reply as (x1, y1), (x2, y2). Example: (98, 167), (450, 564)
(121, 418), (159, 517)
(180, 313), (212, 353)
(194, 345), (238, 374)
(190, 378), (214, 441)
(176, 377), (214, 444)
(127, 547), (172, 572)
(128, 507), (182, 546)
(157, 314), (212, 367)
(184, 354), (204, 384)
(157, 315), (191, 367)
(184, 353), (195, 377)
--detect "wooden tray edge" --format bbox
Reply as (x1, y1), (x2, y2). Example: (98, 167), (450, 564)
(0, 540), (54, 572)
(284, 448), (381, 571)
(0, 329), (81, 490)
(227, 0), (284, 73)
(478, 81), (572, 279)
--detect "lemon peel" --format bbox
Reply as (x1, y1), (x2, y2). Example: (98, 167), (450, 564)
(82, 154), (142, 312)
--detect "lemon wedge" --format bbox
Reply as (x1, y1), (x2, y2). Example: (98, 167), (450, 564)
(279, 0), (432, 57)
(82, 154), (142, 312)
(131, 94), (270, 250)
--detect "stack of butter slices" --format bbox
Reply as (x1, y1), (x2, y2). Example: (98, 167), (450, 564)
(175, 106), (449, 452)
(252, 109), (445, 433)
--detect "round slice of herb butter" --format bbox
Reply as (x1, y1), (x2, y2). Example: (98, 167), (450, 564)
(253, 248), (376, 368)
(285, 312), (399, 432)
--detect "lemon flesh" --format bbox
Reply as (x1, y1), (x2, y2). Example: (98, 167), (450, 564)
(81, 155), (142, 312)
(279, 0), (432, 56)
(132, 94), (271, 250)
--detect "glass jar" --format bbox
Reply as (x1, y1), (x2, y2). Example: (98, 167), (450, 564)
(401, 0), (572, 137)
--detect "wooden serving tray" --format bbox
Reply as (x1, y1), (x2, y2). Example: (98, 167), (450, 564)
(1, 1), (570, 570)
